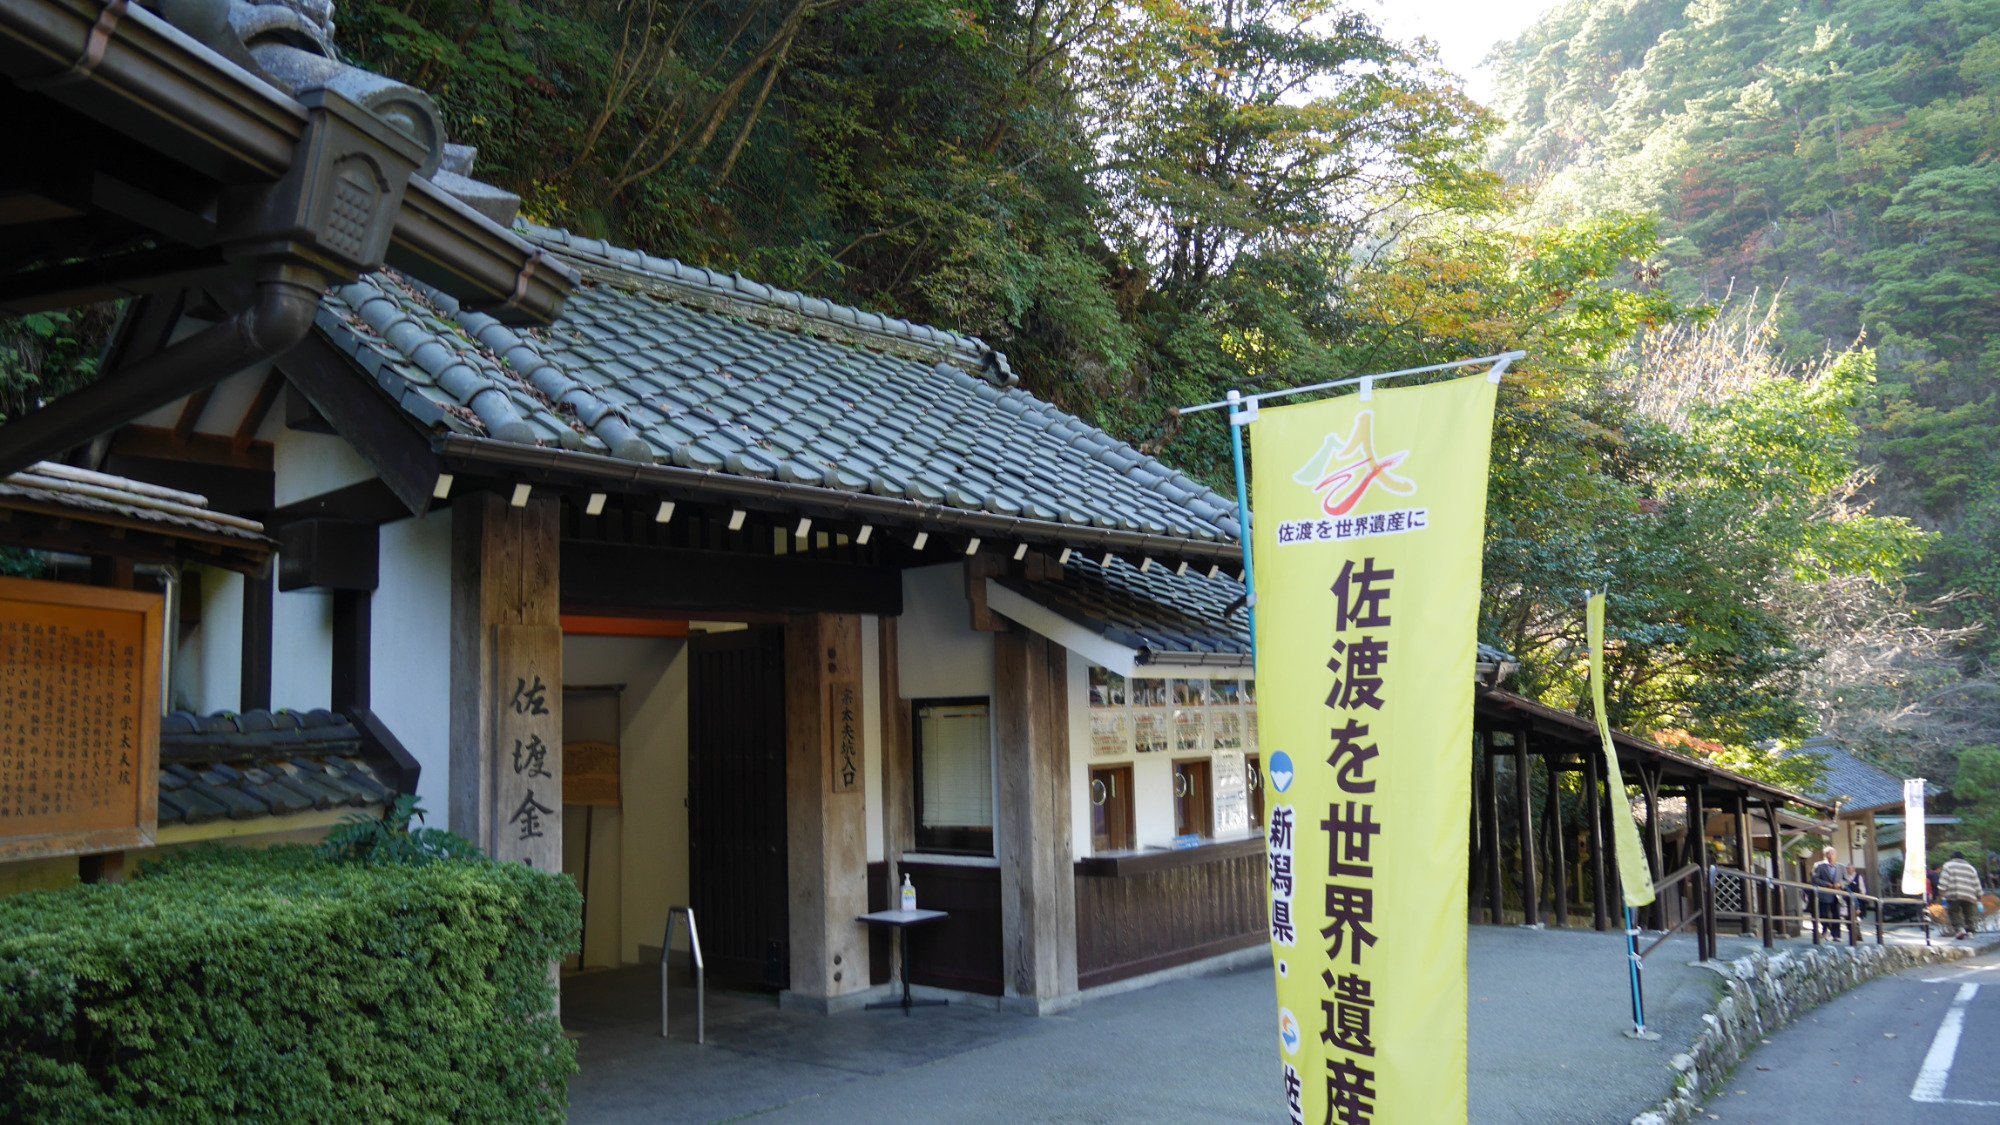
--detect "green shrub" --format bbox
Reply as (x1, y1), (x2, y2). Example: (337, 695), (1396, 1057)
(0, 844), (581, 1122)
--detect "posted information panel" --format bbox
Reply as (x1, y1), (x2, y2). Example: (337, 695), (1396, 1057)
(0, 575), (162, 861)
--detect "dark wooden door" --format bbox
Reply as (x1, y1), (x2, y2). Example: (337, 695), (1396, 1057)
(688, 627), (790, 990)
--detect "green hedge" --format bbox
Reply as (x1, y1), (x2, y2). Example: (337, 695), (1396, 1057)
(0, 845), (581, 1123)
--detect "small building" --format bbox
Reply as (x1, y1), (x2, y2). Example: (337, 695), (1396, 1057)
(1784, 736), (1931, 885)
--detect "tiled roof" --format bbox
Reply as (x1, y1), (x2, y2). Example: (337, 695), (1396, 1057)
(1005, 556), (1252, 662)
(1786, 738), (1920, 812)
(312, 224), (1241, 550)
(156, 709), (403, 826)
(1000, 555), (1520, 668)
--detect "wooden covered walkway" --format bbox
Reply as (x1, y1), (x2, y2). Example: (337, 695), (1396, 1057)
(1471, 688), (1834, 936)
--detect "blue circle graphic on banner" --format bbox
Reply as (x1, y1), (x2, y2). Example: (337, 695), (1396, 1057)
(1268, 750), (1295, 794)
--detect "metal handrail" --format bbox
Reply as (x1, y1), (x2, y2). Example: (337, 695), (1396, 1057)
(1718, 868), (1934, 949)
(661, 906), (705, 1044)
(1638, 865), (1708, 961)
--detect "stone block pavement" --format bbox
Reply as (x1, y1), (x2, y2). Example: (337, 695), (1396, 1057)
(564, 924), (1802, 1123)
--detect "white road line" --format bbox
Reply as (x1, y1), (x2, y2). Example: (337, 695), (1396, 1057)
(1920, 963), (2000, 983)
(1911, 984), (1980, 1104)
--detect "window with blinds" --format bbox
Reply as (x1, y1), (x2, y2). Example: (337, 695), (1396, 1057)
(914, 699), (994, 855)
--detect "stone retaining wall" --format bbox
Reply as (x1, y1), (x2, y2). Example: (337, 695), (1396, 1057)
(1633, 940), (1972, 1125)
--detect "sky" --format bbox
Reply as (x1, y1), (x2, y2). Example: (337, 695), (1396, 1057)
(1364, 0), (1563, 105)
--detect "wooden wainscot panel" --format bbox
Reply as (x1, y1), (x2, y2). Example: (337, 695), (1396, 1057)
(563, 740), (621, 808)
(1074, 842), (1266, 990)
(900, 860), (1005, 996)
(0, 576), (163, 862)
(827, 678), (861, 793)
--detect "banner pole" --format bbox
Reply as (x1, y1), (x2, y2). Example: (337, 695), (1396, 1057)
(1226, 389), (1257, 661)
(1625, 906), (1647, 1037)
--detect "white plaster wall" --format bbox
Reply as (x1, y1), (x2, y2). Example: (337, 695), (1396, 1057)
(1067, 660), (1092, 861)
(1067, 659), (1261, 855)
(862, 615), (885, 863)
(897, 563), (992, 700)
(562, 635), (690, 966)
(272, 425), (379, 507)
(271, 587), (332, 712)
(370, 512), (455, 826)
(191, 568), (244, 713)
(132, 366), (268, 433)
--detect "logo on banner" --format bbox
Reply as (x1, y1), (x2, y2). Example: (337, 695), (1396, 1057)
(1279, 1008), (1302, 1055)
(1268, 750), (1295, 793)
(1278, 410), (1428, 546)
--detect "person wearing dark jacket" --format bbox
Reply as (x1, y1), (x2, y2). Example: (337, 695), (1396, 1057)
(1810, 846), (1846, 938)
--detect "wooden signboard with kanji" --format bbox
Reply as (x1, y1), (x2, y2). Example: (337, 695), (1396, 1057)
(827, 679), (861, 793)
(0, 575), (161, 861)
(563, 740), (621, 808)
(491, 623), (562, 870)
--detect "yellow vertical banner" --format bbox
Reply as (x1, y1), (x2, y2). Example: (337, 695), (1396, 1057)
(1588, 594), (1657, 909)
(1252, 374), (1498, 1125)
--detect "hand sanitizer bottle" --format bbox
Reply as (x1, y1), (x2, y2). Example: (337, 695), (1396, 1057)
(901, 873), (916, 912)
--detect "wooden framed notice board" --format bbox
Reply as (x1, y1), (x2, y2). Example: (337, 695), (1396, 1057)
(0, 575), (162, 861)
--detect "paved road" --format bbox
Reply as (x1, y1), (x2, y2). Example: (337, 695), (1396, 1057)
(1701, 945), (2000, 1122)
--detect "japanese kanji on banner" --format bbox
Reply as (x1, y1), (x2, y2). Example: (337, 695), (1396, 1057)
(1251, 373), (1499, 1125)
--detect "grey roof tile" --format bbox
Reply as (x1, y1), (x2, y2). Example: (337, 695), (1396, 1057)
(1784, 738), (1923, 811)
(154, 709), (407, 826)
(312, 227), (1240, 551)
(1004, 558), (1521, 669)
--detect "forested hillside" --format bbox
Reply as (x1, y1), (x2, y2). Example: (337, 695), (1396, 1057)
(7, 0), (1990, 780)
(1492, 0), (2000, 658)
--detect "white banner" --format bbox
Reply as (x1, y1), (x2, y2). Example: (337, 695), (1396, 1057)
(1902, 778), (1928, 897)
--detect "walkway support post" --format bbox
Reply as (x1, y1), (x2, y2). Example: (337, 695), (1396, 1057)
(1483, 732), (1503, 925)
(1515, 727), (1539, 926)
(1546, 749), (1567, 928)
(1587, 746), (1609, 932)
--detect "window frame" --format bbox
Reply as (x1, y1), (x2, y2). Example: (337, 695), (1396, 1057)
(910, 696), (995, 856)
(1089, 763), (1136, 853)
(1172, 757), (1214, 840)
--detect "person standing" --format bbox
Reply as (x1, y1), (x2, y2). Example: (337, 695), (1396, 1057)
(1938, 851), (1984, 939)
(1810, 847), (1846, 938)
(1843, 864), (1869, 940)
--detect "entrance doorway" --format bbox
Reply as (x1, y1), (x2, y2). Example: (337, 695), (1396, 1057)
(688, 626), (790, 990)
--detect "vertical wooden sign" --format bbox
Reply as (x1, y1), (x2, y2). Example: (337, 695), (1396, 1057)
(492, 624), (562, 869)
(828, 678), (861, 793)
(0, 576), (161, 862)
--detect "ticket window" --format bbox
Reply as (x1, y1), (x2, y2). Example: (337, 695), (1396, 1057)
(1173, 758), (1213, 839)
(1090, 764), (1135, 853)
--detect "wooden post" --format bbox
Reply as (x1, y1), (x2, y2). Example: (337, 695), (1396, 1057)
(1586, 745), (1608, 932)
(1641, 765), (1664, 931)
(241, 565), (273, 712)
(878, 616), (912, 984)
(1689, 783), (1710, 961)
(331, 589), (371, 710)
(1515, 728), (1538, 926)
(1734, 797), (1754, 936)
(1545, 751), (1567, 928)
(1482, 732), (1503, 925)
(994, 628), (1078, 1009)
(1761, 800), (1778, 947)
(448, 491), (562, 870)
(783, 612), (870, 1006)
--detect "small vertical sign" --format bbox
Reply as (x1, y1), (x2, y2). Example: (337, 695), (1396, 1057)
(1901, 778), (1927, 897)
(493, 624), (562, 868)
(828, 679), (861, 793)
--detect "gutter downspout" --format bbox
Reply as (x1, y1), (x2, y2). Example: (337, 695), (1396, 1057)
(0, 261), (324, 476)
